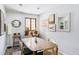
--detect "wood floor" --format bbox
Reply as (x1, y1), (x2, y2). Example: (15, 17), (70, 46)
(5, 46), (22, 55)
(5, 46), (63, 55)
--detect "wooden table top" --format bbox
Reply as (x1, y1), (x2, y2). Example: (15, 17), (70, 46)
(22, 37), (57, 51)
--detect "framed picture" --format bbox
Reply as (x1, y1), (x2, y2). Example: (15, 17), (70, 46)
(56, 13), (71, 32)
(48, 14), (56, 32)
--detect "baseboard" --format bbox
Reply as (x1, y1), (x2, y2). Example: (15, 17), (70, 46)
(4, 45), (7, 55)
(58, 50), (64, 55)
(58, 52), (64, 55)
(7, 45), (19, 49)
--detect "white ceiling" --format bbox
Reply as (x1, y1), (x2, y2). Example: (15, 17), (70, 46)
(4, 4), (60, 15)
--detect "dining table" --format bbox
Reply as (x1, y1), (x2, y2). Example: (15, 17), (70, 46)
(21, 37), (58, 55)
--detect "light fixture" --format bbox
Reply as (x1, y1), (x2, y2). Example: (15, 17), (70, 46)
(37, 7), (40, 10)
(19, 4), (23, 6)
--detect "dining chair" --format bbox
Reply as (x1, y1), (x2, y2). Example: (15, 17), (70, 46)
(43, 46), (58, 55)
(13, 33), (21, 48)
(19, 40), (23, 50)
(19, 41), (33, 55)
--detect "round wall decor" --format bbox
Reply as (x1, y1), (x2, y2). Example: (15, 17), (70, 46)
(11, 20), (21, 28)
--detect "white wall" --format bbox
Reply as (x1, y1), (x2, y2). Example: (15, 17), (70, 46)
(39, 4), (79, 55)
(0, 5), (6, 14)
(6, 11), (39, 46)
(0, 34), (6, 55)
(0, 4), (6, 55)
(0, 4), (6, 35)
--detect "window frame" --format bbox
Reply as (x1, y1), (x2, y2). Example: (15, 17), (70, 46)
(25, 17), (36, 31)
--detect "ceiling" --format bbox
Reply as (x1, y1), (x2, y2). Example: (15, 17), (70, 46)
(4, 4), (60, 15)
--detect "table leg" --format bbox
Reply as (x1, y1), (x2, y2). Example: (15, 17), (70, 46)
(33, 51), (37, 55)
(33, 51), (35, 55)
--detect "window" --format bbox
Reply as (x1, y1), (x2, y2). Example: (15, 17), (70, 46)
(25, 18), (36, 31)
(25, 18), (30, 30)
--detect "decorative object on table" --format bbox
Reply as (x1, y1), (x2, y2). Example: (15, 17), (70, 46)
(56, 13), (71, 32)
(11, 20), (21, 28)
(35, 38), (37, 44)
(48, 14), (56, 32)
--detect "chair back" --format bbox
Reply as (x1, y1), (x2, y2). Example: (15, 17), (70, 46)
(43, 46), (58, 55)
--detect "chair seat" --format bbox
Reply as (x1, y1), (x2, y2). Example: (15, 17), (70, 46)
(43, 47), (58, 55)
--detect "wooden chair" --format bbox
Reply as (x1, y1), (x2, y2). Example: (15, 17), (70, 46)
(32, 30), (40, 37)
(19, 41), (25, 54)
(34, 45), (58, 55)
(13, 33), (21, 47)
(19, 40), (23, 50)
(43, 46), (58, 55)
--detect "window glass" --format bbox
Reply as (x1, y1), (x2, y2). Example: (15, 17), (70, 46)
(25, 18), (36, 31)
(25, 18), (30, 30)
